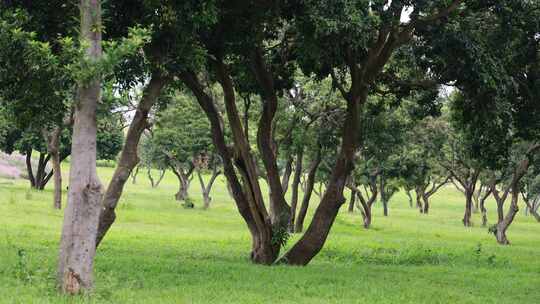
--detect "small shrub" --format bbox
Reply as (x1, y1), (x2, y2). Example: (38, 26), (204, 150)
(182, 198), (195, 209)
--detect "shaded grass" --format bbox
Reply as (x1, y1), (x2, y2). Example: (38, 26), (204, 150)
(0, 165), (539, 303)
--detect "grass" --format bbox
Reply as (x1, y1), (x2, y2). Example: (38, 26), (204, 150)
(1, 164), (539, 303)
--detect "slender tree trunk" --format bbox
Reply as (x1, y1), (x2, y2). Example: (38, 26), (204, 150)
(147, 168), (155, 187)
(289, 149), (304, 232)
(96, 74), (170, 247)
(46, 127), (63, 209)
(131, 165), (139, 184)
(463, 189), (474, 227)
(380, 176), (389, 216)
(348, 188), (356, 213)
(57, 0), (102, 294)
(524, 200), (540, 222)
(480, 196), (488, 227)
(405, 190), (413, 208)
(281, 155), (293, 194)
(25, 150), (36, 188)
(295, 146), (322, 233)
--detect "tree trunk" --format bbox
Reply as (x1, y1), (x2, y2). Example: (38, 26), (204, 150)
(405, 190), (413, 208)
(47, 127), (63, 209)
(294, 146), (322, 233)
(495, 191), (520, 245)
(289, 149), (303, 232)
(357, 193), (373, 229)
(173, 168), (191, 202)
(198, 166), (221, 210)
(280, 88), (365, 265)
(281, 155), (293, 194)
(422, 195), (429, 214)
(57, 0), (102, 294)
(415, 188), (423, 212)
(480, 196), (488, 227)
(348, 188), (356, 213)
(96, 73), (170, 247)
(463, 189), (474, 227)
(524, 199), (540, 222)
(181, 69), (278, 265)
(131, 165), (139, 184)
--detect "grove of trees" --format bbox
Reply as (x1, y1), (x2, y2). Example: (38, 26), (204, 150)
(0, 0), (538, 295)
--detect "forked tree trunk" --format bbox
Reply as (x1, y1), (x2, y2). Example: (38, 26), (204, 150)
(96, 74), (170, 247)
(57, 0), (102, 294)
(180, 69), (278, 265)
(289, 149), (303, 232)
(356, 186), (377, 229)
(295, 146), (322, 233)
(172, 167), (192, 201)
(198, 166), (221, 209)
(495, 191), (520, 245)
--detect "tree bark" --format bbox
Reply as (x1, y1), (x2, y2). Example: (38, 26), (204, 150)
(57, 0), (103, 294)
(348, 188), (356, 213)
(405, 190), (413, 208)
(463, 189), (474, 227)
(289, 149), (303, 232)
(280, 87), (365, 265)
(295, 145), (322, 233)
(180, 69), (277, 265)
(281, 155), (293, 194)
(131, 165), (140, 184)
(495, 191), (519, 245)
(44, 127), (63, 209)
(96, 73), (170, 247)
(198, 165), (221, 209)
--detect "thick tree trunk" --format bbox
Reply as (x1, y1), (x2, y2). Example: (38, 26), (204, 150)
(495, 191), (520, 245)
(295, 146), (322, 233)
(463, 189), (474, 227)
(173, 168), (191, 202)
(415, 188), (423, 212)
(280, 89), (365, 265)
(96, 74), (169, 247)
(289, 149), (303, 232)
(422, 195), (429, 214)
(57, 0), (102, 294)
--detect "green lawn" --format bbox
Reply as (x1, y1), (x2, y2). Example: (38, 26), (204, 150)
(1, 165), (539, 303)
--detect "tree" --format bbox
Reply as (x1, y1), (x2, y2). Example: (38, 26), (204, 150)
(401, 117), (449, 215)
(150, 93), (215, 205)
(57, 0), (104, 293)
